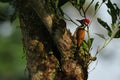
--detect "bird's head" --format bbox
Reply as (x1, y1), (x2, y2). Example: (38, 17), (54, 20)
(77, 18), (90, 25)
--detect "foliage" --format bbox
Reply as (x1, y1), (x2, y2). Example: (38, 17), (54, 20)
(0, 1), (27, 78)
(94, 0), (120, 55)
(0, 0), (120, 79)
(0, 26), (27, 79)
(64, 0), (120, 57)
(6, 0), (120, 70)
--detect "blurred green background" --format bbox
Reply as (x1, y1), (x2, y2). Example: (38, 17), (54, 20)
(0, 1), (27, 80)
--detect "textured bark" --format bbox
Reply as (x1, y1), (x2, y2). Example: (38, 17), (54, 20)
(14, 0), (89, 80)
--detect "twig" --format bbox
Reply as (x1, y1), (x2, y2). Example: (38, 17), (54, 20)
(64, 13), (80, 27)
(95, 24), (120, 57)
(85, 0), (94, 13)
(88, 60), (98, 72)
(81, 7), (86, 18)
(79, 9), (85, 17)
(89, 2), (103, 26)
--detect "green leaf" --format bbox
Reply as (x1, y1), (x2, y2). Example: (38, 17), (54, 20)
(97, 18), (112, 32)
(88, 38), (94, 48)
(106, 0), (114, 10)
(113, 4), (120, 16)
(96, 33), (106, 40)
(95, 2), (99, 11)
(114, 30), (120, 38)
(77, 0), (80, 5)
(106, 0), (117, 24)
(82, 38), (94, 50)
(108, 31), (112, 37)
(82, 41), (89, 50)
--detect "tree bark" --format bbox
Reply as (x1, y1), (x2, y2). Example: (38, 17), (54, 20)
(14, 0), (89, 80)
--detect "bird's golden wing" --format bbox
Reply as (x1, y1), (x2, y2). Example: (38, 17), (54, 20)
(76, 28), (85, 48)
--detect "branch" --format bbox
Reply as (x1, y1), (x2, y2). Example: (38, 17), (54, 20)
(15, 0), (88, 80)
(30, 0), (54, 33)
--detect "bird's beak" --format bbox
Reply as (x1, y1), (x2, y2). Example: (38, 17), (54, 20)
(76, 19), (83, 24)
(76, 19), (88, 26)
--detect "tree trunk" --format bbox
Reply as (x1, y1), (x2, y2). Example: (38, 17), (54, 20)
(14, 0), (89, 80)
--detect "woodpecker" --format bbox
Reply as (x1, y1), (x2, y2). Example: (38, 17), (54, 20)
(73, 18), (90, 49)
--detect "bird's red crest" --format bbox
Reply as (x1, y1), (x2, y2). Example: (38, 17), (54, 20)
(82, 18), (90, 24)
(76, 18), (90, 25)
